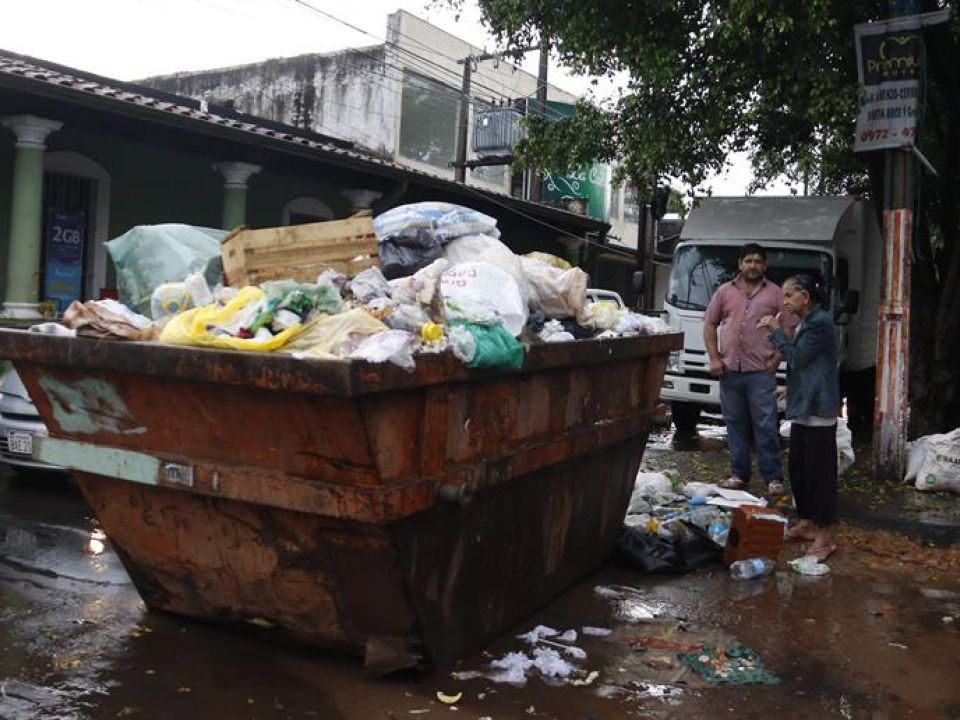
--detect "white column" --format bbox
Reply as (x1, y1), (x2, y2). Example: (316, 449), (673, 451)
(1, 115), (63, 320)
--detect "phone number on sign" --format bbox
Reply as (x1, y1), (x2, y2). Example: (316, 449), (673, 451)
(859, 126), (916, 142)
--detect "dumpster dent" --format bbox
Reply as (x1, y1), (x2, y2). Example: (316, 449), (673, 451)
(38, 374), (146, 435)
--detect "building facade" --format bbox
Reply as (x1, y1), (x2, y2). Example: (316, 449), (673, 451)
(0, 46), (608, 321)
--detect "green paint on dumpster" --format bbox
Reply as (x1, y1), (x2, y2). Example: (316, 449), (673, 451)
(35, 437), (160, 486)
(38, 373), (146, 435)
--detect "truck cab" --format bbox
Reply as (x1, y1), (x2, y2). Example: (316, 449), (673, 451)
(660, 196), (881, 433)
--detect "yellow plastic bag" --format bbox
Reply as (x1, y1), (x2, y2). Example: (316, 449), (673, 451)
(279, 308), (388, 358)
(524, 251), (572, 270)
(160, 286), (305, 351)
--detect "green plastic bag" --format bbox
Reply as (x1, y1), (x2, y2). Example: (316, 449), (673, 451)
(450, 321), (524, 369)
(106, 224), (226, 317)
(261, 280), (343, 317)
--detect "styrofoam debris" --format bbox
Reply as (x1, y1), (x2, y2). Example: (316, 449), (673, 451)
(581, 626), (613, 637)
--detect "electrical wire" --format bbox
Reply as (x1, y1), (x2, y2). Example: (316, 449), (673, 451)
(164, 0), (618, 243)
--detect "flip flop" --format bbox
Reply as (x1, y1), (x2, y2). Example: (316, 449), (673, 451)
(719, 476), (746, 490)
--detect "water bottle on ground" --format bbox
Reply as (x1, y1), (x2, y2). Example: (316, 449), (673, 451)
(729, 557), (776, 580)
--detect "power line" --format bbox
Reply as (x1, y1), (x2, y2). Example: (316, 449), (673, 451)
(284, 0), (573, 123)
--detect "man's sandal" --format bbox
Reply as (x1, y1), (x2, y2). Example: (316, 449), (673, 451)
(719, 476), (746, 490)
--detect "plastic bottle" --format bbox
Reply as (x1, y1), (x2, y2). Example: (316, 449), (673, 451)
(708, 521), (730, 547)
(729, 557), (777, 580)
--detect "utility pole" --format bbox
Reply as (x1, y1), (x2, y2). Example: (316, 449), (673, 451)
(528, 45), (549, 202)
(454, 57), (473, 184)
(872, 0), (917, 481)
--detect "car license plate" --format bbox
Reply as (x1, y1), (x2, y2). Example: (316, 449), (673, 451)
(7, 432), (32, 456)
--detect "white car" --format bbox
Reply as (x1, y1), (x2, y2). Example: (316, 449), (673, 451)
(585, 288), (626, 308)
(0, 367), (62, 472)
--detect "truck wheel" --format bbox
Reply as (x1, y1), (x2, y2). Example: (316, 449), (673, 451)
(671, 401), (701, 434)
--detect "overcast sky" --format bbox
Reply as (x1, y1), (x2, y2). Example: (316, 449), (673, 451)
(1, 0), (792, 195)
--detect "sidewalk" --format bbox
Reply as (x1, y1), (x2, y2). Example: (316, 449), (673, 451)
(838, 444), (960, 546)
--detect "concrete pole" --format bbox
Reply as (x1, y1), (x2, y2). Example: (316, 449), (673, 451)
(454, 58), (472, 184)
(214, 162), (261, 230)
(0, 115), (62, 320)
(873, 0), (917, 481)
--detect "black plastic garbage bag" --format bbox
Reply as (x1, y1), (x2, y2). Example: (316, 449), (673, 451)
(613, 521), (722, 574)
(379, 230), (443, 280)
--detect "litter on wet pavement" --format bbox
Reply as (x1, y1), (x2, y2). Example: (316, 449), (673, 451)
(678, 645), (781, 685)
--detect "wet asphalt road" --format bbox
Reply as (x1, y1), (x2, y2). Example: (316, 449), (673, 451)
(2, 432), (960, 720)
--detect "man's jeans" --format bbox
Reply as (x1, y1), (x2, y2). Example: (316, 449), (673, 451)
(719, 370), (782, 484)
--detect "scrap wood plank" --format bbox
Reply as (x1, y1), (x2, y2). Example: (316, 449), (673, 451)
(221, 211), (378, 286)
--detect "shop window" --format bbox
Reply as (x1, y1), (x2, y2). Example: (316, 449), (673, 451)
(399, 71), (459, 170)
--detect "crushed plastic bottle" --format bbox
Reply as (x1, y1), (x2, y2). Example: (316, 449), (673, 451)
(708, 521), (730, 547)
(729, 557), (777, 580)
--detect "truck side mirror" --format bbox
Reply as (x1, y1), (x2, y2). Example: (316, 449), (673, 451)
(834, 289), (860, 325)
(632, 270), (646, 296)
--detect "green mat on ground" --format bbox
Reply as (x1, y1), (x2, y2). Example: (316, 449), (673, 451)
(677, 644), (780, 685)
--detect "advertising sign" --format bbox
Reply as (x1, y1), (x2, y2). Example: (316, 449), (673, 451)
(43, 210), (85, 314)
(853, 20), (921, 152)
(540, 101), (609, 220)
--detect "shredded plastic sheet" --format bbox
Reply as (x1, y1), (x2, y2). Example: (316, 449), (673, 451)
(531, 647), (574, 678)
(489, 651), (534, 684)
(516, 625), (559, 644)
(678, 645), (780, 685)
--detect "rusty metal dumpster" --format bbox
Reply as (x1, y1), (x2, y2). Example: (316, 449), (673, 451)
(0, 329), (681, 668)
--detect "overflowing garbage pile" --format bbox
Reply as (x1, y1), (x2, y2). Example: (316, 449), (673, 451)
(614, 471), (773, 574)
(53, 202), (672, 371)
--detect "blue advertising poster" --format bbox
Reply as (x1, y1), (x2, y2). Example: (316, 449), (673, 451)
(44, 210), (85, 314)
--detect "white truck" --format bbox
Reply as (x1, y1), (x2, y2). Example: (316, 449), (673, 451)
(660, 196), (882, 433)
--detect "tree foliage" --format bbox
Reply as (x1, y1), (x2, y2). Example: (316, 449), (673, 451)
(445, 0), (960, 432)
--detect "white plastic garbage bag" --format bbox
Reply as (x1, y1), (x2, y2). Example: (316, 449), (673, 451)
(911, 427), (960, 493)
(444, 234), (529, 304)
(836, 418), (855, 474)
(440, 261), (528, 336)
(520, 256), (587, 319)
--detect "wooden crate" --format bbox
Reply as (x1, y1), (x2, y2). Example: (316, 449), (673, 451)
(221, 212), (378, 286)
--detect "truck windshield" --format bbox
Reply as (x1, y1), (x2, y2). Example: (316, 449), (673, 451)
(667, 245), (833, 311)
